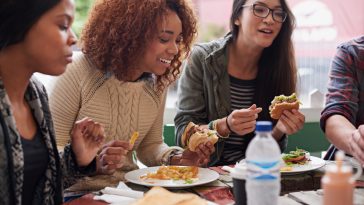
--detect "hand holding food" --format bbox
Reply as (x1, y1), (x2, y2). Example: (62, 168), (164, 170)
(181, 122), (218, 152)
(269, 93), (300, 120)
(97, 140), (130, 175)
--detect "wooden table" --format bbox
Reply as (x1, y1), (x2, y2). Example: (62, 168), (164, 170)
(63, 165), (364, 205)
(279, 188), (364, 205)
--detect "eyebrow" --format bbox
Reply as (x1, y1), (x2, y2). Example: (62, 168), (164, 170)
(255, 1), (283, 9)
(56, 14), (73, 21)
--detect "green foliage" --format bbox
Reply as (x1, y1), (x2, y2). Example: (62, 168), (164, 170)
(73, 0), (94, 38)
(198, 23), (227, 43)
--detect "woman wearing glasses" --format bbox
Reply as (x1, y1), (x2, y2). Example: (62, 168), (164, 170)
(175, 0), (305, 165)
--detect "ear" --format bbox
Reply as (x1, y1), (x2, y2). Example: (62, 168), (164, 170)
(234, 18), (241, 26)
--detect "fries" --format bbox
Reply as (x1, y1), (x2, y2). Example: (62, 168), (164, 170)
(141, 166), (199, 180)
(129, 131), (139, 146)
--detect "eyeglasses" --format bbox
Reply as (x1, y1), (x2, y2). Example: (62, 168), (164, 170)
(242, 4), (287, 23)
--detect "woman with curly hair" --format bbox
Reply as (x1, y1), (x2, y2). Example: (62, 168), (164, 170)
(49, 0), (215, 192)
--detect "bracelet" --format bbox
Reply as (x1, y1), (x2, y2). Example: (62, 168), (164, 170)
(226, 115), (233, 133)
(213, 119), (229, 139)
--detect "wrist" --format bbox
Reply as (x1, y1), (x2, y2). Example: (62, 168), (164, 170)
(272, 126), (284, 141)
(216, 118), (230, 137)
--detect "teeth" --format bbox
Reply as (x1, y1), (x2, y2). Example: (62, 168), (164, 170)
(160, 58), (172, 64)
(261, 29), (272, 34)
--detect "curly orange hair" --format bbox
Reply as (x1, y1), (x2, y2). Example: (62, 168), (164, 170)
(80, 0), (197, 93)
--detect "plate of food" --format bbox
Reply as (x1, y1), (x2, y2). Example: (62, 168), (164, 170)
(125, 166), (219, 188)
(280, 148), (326, 175)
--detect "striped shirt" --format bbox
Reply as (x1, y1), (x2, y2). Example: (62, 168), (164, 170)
(219, 75), (256, 165)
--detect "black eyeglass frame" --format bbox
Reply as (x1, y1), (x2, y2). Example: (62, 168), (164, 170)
(242, 4), (287, 23)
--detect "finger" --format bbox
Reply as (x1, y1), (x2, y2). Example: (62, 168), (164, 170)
(101, 140), (130, 152)
(102, 155), (126, 166)
(281, 113), (298, 130)
(197, 144), (210, 157)
(350, 140), (364, 164)
(358, 125), (364, 137)
(205, 141), (215, 154)
(106, 147), (128, 156)
(236, 126), (256, 136)
(237, 120), (256, 130)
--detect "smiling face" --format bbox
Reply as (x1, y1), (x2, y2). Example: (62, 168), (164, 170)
(20, 0), (76, 76)
(136, 9), (183, 77)
(236, 0), (284, 49)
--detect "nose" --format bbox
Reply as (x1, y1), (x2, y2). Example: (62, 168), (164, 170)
(68, 29), (77, 45)
(263, 11), (275, 25)
(168, 41), (179, 55)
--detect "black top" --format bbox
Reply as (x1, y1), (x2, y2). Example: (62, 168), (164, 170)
(217, 75), (256, 165)
(21, 128), (49, 205)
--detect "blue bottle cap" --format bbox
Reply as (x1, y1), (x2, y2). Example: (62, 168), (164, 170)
(256, 121), (272, 132)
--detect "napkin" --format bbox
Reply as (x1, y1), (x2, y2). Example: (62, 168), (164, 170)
(131, 186), (208, 205)
(93, 182), (143, 204)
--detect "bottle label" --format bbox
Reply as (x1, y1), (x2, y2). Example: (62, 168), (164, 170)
(246, 160), (280, 180)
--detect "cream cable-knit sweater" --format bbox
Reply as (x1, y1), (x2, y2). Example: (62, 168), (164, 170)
(49, 52), (182, 191)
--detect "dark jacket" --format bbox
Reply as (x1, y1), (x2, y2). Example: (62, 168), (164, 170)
(174, 34), (287, 166)
(0, 77), (96, 205)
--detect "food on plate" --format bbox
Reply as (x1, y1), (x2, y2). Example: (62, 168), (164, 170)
(280, 166), (293, 172)
(280, 148), (310, 172)
(269, 93), (300, 119)
(282, 148), (309, 165)
(181, 122), (218, 151)
(131, 186), (207, 205)
(141, 166), (198, 181)
(129, 131), (139, 146)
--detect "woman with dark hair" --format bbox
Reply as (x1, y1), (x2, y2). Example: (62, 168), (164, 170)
(0, 0), (105, 204)
(50, 0), (214, 192)
(175, 0), (305, 166)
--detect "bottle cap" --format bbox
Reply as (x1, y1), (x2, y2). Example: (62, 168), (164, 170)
(256, 121), (272, 132)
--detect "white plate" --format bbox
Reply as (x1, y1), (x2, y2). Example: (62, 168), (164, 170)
(281, 156), (326, 175)
(125, 166), (219, 188)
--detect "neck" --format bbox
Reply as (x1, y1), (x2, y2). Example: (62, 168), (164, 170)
(0, 46), (33, 105)
(227, 38), (263, 79)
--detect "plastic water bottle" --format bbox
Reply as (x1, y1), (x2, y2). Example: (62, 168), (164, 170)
(245, 121), (281, 205)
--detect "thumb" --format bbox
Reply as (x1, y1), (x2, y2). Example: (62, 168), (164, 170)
(358, 125), (364, 136)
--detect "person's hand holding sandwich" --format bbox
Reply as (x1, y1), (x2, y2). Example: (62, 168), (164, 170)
(269, 93), (305, 136)
(174, 122), (216, 166)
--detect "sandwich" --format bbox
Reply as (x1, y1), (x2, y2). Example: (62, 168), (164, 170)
(181, 122), (218, 152)
(269, 93), (300, 119)
(282, 148), (309, 165)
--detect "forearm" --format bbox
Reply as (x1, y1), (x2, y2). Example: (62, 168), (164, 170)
(325, 115), (356, 154)
(272, 126), (285, 141)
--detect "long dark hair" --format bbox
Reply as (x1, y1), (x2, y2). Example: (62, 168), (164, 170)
(0, 0), (61, 50)
(230, 0), (297, 120)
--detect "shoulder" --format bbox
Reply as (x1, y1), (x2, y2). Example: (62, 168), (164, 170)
(337, 36), (364, 55)
(192, 34), (231, 58)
